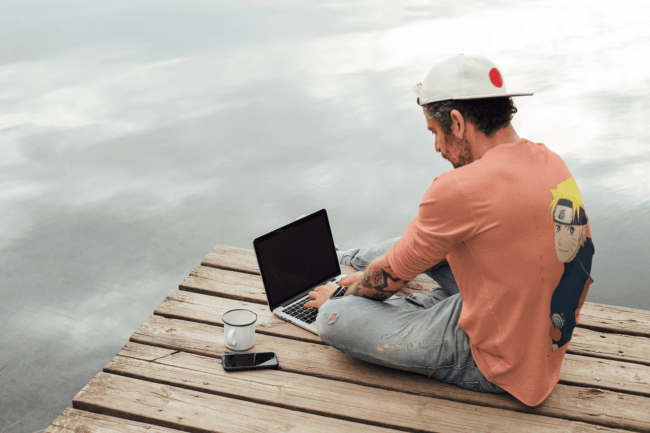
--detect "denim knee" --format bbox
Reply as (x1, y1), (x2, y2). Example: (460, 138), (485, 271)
(316, 297), (356, 344)
(316, 299), (340, 342)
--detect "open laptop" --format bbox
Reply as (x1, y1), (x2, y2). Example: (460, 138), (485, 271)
(253, 209), (343, 334)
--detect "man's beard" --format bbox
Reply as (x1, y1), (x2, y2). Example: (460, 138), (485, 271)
(444, 135), (474, 168)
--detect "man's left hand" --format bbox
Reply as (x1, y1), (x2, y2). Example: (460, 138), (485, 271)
(303, 281), (338, 310)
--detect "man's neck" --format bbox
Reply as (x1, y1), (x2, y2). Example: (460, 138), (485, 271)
(493, 123), (521, 145)
(472, 123), (520, 160)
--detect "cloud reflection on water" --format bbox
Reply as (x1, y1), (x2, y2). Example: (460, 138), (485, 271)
(1, 1), (649, 431)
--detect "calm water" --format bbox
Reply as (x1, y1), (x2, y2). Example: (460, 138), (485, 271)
(1, 1), (649, 431)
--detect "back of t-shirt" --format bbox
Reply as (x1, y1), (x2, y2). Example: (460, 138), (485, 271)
(387, 139), (594, 406)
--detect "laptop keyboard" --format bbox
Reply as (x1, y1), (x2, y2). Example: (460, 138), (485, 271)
(283, 296), (319, 324)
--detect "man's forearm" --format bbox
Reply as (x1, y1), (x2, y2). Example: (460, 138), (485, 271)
(344, 255), (404, 301)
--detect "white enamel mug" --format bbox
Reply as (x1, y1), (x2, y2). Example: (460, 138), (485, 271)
(222, 309), (257, 351)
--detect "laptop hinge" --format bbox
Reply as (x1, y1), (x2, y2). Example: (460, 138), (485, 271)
(279, 276), (339, 308)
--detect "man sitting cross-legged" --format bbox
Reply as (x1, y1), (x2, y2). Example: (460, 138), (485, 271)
(304, 54), (594, 407)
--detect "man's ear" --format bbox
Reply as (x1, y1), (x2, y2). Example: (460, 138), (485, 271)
(449, 109), (465, 139)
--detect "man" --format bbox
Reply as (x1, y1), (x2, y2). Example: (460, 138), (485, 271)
(304, 54), (595, 406)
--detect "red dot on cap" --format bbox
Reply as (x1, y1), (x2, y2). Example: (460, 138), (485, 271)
(489, 68), (503, 88)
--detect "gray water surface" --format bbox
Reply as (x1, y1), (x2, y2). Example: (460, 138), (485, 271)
(1, 1), (649, 431)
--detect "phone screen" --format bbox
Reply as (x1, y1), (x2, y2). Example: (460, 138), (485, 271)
(223, 352), (276, 368)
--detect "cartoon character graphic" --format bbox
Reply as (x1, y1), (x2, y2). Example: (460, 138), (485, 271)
(547, 178), (595, 353)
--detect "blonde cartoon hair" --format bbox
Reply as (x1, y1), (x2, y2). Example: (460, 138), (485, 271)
(547, 177), (588, 225)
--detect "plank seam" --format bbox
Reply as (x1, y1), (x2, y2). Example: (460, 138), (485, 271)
(151, 306), (650, 368)
(557, 380), (649, 399)
(189, 267), (649, 337)
(177, 285), (268, 304)
(106, 356), (645, 433)
(150, 311), (330, 345)
(576, 324), (647, 338)
(79, 372), (418, 433)
(113, 343), (650, 432)
(200, 262), (259, 276)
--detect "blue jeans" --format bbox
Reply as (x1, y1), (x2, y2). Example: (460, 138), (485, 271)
(317, 237), (505, 394)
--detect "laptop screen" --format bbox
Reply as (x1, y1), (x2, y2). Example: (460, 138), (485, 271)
(253, 209), (341, 309)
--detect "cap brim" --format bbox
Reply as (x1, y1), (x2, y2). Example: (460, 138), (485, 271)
(418, 92), (534, 106)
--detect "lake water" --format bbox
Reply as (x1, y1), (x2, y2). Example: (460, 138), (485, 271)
(1, 1), (649, 431)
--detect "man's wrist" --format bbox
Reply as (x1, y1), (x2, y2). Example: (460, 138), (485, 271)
(329, 286), (347, 299)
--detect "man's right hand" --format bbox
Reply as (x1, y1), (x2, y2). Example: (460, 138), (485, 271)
(339, 272), (363, 289)
(304, 273), (366, 309)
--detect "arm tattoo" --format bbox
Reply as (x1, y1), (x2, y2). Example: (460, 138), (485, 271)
(370, 268), (401, 290)
(345, 255), (404, 302)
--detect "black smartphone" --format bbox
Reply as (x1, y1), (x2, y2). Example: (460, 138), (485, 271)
(222, 352), (279, 372)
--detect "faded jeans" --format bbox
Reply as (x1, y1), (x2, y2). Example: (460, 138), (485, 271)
(316, 237), (506, 394)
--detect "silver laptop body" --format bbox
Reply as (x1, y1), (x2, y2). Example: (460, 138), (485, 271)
(253, 209), (343, 334)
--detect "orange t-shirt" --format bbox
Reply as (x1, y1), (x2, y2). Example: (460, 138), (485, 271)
(387, 139), (595, 406)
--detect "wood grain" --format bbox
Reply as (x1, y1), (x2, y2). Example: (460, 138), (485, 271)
(180, 266), (266, 304)
(155, 289), (320, 343)
(202, 244), (260, 275)
(201, 244), (650, 337)
(154, 289), (650, 366)
(45, 408), (181, 433)
(73, 372), (395, 433)
(578, 303), (650, 337)
(181, 265), (438, 304)
(561, 354), (650, 394)
(127, 316), (650, 430)
(569, 327), (650, 366)
(104, 345), (637, 433)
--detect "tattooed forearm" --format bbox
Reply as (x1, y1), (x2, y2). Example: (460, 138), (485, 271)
(344, 255), (404, 301)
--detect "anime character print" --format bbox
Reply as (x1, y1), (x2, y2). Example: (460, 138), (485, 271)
(547, 178), (594, 354)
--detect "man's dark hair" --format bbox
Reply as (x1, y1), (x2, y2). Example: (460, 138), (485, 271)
(422, 97), (518, 137)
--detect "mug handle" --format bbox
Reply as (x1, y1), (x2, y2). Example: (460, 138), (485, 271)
(227, 328), (237, 347)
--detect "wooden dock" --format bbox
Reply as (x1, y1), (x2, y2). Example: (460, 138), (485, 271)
(45, 244), (650, 433)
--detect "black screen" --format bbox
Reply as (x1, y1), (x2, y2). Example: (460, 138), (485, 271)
(254, 210), (340, 308)
(224, 352), (277, 368)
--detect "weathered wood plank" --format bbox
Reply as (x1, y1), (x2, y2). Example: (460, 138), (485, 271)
(116, 343), (650, 432)
(181, 265), (266, 303)
(181, 265), (437, 305)
(105, 345), (637, 433)
(128, 316), (650, 426)
(579, 303), (650, 337)
(73, 372), (395, 433)
(155, 289), (320, 343)
(202, 245), (650, 337)
(569, 328), (650, 366)
(561, 354), (650, 394)
(202, 244), (259, 275)
(45, 408), (181, 433)
(155, 289), (650, 366)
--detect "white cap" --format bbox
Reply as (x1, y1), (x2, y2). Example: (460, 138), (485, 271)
(414, 54), (533, 105)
